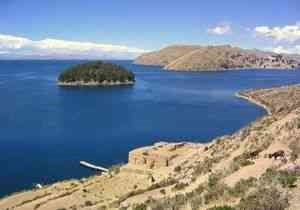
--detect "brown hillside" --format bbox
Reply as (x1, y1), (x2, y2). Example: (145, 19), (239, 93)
(135, 45), (300, 71)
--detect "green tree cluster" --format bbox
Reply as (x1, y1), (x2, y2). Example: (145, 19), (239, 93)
(58, 61), (135, 83)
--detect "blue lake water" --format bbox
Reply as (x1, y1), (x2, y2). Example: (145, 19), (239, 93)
(0, 60), (300, 197)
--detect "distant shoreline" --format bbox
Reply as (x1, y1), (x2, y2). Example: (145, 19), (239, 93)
(135, 62), (299, 72)
(163, 66), (299, 72)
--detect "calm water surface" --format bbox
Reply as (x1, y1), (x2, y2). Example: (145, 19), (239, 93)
(0, 60), (300, 197)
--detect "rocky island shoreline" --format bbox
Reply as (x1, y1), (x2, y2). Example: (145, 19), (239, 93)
(1, 84), (300, 210)
(135, 45), (300, 71)
(57, 80), (134, 87)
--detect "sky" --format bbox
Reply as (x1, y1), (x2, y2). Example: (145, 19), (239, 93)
(0, 0), (300, 59)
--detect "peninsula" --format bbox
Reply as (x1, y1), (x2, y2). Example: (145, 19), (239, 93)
(1, 84), (300, 209)
(58, 61), (135, 86)
(135, 45), (300, 71)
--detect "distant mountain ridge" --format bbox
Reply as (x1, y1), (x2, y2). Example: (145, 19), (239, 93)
(135, 45), (300, 71)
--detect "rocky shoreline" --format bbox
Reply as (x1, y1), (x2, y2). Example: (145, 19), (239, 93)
(235, 92), (272, 115)
(57, 80), (135, 87)
(1, 84), (300, 210)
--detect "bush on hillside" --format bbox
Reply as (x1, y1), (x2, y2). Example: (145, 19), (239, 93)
(237, 187), (289, 210)
(260, 168), (298, 188)
(133, 203), (147, 210)
(229, 177), (257, 197)
(289, 139), (300, 162)
(108, 163), (123, 175)
(207, 206), (235, 210)
(204, 173), (230, 204)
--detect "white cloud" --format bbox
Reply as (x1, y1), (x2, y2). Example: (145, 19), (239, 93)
(269, 45), (300, 55)
(0, 34), (32, 49)
(0, 34), (147, 59)
(208, 23), (231, 35)
(255, 23), (300, 42)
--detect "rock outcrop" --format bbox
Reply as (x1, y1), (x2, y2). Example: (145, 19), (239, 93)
(135, 45), (300, 71)
(129, 142), (200, 169)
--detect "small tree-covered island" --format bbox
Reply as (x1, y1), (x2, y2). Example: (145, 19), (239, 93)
(57, 61), (135, 86)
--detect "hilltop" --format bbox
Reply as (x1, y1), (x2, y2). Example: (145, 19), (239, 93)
(1, 84), (300, 209)
(135, 45), (300, 71)
(58, 61), (135, 86)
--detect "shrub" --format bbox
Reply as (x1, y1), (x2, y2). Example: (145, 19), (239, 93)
(208, 173), (221, 188)
(84, 200), (93, 206)
(174, 166), (182, 172)
(204, 183), (229, 205)
(277, 171), (298, 188)
(189, 194), (203, 210)
(192, 156), (222, 178)
(159, 189), (166, 195)
(227, 153), (255, 175)
(97, 206), (107, 210)
(133, 203), (147, 210)
(194, 184), (205, 194)
(261, 168), (298, 188)
(193, 158), (213, 177)
(108, 164), (122, 175)
(207, 206), (235, 210)
(233, 154), (255, 168)
(172, 182), (188, 191)
(204, 173), (230, 204)
(289, 140), (300, 161)
(260, 167), (279, 184)
(142, 151), (149, 156)
(145, 194), (187, 210)
(238, 187), (288, 210)
(229, 177), (257, 197)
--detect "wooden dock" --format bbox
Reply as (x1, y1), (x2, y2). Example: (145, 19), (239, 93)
(80, 161), (109, 172)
